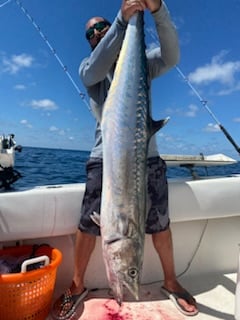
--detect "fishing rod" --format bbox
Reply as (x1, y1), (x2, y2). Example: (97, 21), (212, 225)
(147, 28), (240, 156)
(175, 66), (240, 156)
(0, 0), (11, 8)
(5, 0), (91, 112)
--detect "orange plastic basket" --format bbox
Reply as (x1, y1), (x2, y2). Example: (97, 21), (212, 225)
(0, 245), (62, 320)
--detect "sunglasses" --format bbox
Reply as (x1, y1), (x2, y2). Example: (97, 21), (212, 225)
(85, 21), (111, 40)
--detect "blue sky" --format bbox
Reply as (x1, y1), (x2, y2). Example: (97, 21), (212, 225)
(0, 0), (239, 159)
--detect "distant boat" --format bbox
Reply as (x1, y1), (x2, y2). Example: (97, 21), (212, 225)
(0, 133), (22, 189)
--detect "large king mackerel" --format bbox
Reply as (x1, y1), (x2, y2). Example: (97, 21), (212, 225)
(99, 11), (168, 305)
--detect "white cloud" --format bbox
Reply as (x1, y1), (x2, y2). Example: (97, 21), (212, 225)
(2, 53), (34, 74)
(29, 99), (58, 111)
(14, 84), (26, 90)
(203, 123), (220, 132)
(58, 130), (65, 136)
(217, 81), (240, 96)
(185, 104), (198, 117)
(188, 51), (240, 86)
(164, 105), (198, 118)
(49, 126), (65, 136)
(20, 119), (32, 128)
(49, 126), (58, 132)
(233, 118), (240, 123)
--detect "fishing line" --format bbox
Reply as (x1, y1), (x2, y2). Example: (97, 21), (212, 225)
(141, 219), (209, 286)
(175, 219), (209, 278)
(13, 0), (91, 112)
(0, 0), (11, 8)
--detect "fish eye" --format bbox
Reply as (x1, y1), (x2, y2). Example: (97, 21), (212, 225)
(128, 267), (138, 278)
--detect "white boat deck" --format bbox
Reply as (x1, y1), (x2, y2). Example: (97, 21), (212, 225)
(46, 227), (239, 320)
(47, 272), (236, 319)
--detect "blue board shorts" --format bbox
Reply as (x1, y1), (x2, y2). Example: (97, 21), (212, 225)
(78, 156), (170, 236)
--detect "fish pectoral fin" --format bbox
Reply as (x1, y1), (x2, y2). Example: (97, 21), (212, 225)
(90, 211), (101, 226)
(150, 116), (170, 137)
(117, 214), (133, 237)
(118, 216), (137, 239)
(104, 234), (124, 245)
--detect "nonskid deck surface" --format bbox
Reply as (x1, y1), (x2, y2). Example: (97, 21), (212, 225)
(47, 272), (236, 320)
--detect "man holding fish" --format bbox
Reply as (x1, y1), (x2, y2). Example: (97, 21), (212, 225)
(52, 0), (198, 318)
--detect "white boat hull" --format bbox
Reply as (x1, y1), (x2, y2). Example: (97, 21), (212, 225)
(0, 177), (240, 287)
(0, 176), (239, 292)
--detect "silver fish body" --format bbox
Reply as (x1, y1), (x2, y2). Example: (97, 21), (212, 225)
(100, 11), (167, 305)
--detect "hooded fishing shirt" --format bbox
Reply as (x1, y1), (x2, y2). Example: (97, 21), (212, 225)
(79, 1), (180, 159)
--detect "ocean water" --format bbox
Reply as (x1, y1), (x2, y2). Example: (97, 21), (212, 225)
(14, 147), (90, 189)
(12, 146), (240, 190)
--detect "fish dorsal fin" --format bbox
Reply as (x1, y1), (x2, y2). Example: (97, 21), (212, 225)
(149, 116), (170, 139)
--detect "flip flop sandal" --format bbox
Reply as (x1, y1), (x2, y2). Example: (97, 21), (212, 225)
(52, 288), (89, 320)
(161, 286), (198, 316)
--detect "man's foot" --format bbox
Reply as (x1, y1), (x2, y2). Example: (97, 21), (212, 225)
(161, 283), (198, 316)
(51, 288), (88, 320)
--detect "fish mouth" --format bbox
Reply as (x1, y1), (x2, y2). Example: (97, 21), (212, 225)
(111, 280), (139, 306)
(110, 280), (124, 306)
(123, 279), (139, 301)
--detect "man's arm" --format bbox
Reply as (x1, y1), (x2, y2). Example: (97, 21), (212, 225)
(147, 1), (180, 79)
(79, 12), (127, 88)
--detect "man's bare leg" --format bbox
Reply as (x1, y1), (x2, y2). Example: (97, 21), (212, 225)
(152, 228), (198, 314)
(70, 229), (96, 295)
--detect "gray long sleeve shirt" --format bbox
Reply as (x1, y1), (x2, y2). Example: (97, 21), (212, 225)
(79, 2), (179, 158)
